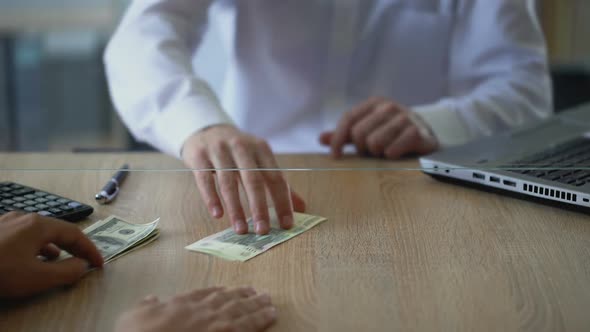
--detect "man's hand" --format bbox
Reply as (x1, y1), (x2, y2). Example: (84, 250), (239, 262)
(320, 97), (438, 159)
(115, 287), (276, 332)
(0, 212), (104, 298)
(182, 125), (306, 235)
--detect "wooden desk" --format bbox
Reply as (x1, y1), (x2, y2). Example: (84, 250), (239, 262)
(1, 153), (590, 332)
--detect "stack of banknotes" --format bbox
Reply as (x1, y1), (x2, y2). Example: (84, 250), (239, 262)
(61, 211), (325, 263)
(61, 215), (160, 264)
(186, 211), (327, 262)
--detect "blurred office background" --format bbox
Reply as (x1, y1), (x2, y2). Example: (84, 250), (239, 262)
(0, 0), (589, 152)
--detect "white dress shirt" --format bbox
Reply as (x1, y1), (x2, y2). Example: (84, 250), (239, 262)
(104, 0), (552, 158)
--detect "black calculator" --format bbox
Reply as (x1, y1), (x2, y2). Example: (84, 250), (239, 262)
(0, 182), (93, 222)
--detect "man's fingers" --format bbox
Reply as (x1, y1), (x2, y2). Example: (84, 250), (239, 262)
(290, 190), (306, 213)
(139, 295), (160, 306)
(210, 142), (248, 234)
(384, 126), (422, 159)
(234, 306), (278, 332)
(330, 97), (382, 158)
(350, 102), (396, 156)
(0, 211), (24, 223)
(37, 218), (103, 268)
(365, 112), (409, 157)
(203, 287), (257, 309)
(28, 257), (89, 294)
(219, 293), (273, 319)
(39, 243), (61, 260)
(232, 140), (270, 235)
(174, 286), (225, 303)
(330, 114), (357, 158)
(319, 131), (333, 146)
(191, 148), (224, 219)
(255, 142), (294, 230)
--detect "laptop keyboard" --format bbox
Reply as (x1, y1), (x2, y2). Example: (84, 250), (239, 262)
(509, 138), (590, 187)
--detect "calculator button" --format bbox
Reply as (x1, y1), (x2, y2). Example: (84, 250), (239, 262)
(13, 197), (25, 202)
(59, 205), (74, 212)
(24, 200), (36, 206)
(46, 201), (61, 207)
(1, 187), (12, 192)
(35, 204), (49, 210)
(34, 191), (48, 197)
(49, 208), (62, 214)
(38, 211), (54, 217)
(57, 198), (69, 204)
(1, 199), (15, 205)
(45, 195), (59, 200)
(1, 193), (13, 198)
(13, 203), (26, 209)
(24, 206), (38, 212)
(11, 189), (33, 196)
(4, 206), (15, 211)
(24, 194), (37, 200)
(10, 184), (22, 189)
(35, 197), (48, 203)
(68, 202), (82, 208)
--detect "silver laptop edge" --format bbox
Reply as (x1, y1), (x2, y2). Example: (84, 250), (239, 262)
(419, 102), (590, 209)
(419, 159), (590, 207)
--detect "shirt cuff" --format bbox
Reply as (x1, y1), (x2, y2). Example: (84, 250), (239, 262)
(412, 100), (473, 147)
(150, 95), (233, 158)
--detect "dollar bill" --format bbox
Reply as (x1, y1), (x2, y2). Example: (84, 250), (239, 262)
(61, 215), (160, 264)
(185, 210), (327, 262)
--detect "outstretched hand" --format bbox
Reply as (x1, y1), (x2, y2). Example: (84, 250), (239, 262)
(0, 212), (103, 298)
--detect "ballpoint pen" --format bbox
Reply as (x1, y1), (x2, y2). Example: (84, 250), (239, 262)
(95, 164), (129, 204)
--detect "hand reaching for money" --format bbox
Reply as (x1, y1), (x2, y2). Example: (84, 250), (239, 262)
(187, 210), (327, 261)
(114, 287), (277, 332)
(0, 212), (103, 298)
(182, 125), (306, 235)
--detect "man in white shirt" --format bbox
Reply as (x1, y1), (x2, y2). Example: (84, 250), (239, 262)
(104, 0), (551, 235)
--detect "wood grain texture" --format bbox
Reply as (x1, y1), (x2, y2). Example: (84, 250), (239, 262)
(1, 153), (590, 332)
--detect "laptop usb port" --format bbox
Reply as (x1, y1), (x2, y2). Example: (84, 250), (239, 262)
(472, 172), (485, 180)
(503, 180), (516, 187)
(490, 176), (500, 183)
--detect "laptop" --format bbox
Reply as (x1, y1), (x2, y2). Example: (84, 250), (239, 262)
(419, 102), (590, 211)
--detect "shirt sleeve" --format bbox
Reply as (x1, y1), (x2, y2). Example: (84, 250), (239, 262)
(412, 0), (552, 147)
(104, 0), (233, 158)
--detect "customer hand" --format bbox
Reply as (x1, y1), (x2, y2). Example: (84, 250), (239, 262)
(0, 212), (104, 298)
(320, 97), (438, 159)
(115, 287), (276, 332)
(182, 125), (306, 235)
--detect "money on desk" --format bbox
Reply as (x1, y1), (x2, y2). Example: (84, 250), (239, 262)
(61, 215), (160, 264)
(185, 211), (327, 262)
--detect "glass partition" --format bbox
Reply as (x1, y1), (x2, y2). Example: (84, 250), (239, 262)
(2, 3), (590, 331)
(0, 0), (589, 174)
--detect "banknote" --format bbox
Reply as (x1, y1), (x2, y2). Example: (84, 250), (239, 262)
(60, 215), (160, 264)
(185, 210), (327, 262)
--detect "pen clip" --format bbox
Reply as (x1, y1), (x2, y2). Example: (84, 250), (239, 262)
(96, 186), (119, 204)
(104, 186), (120, 202)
